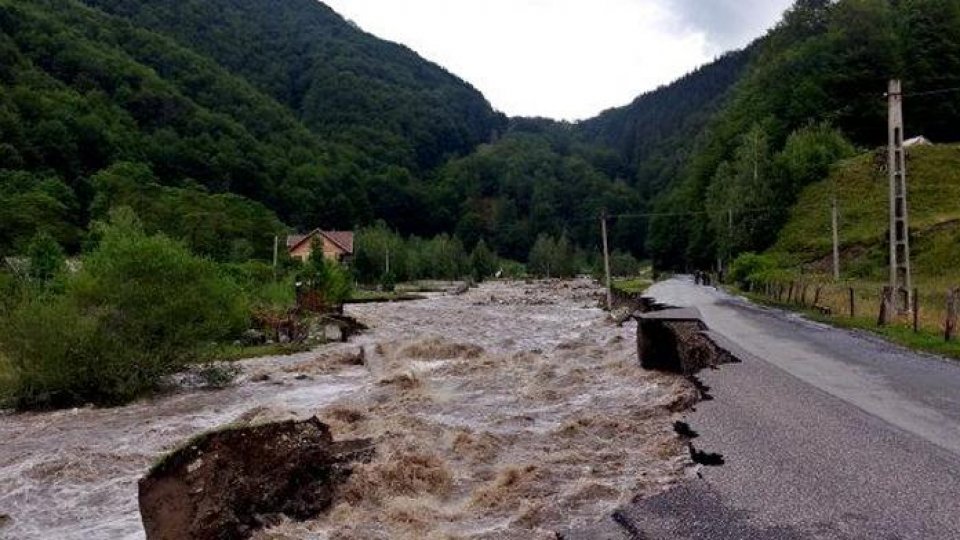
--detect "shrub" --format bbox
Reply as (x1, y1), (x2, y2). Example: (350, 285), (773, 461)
(0, 210), (249, 409)
(301, 246), (354, 307)
(728, 252), (781, 288)
(27, 232), (65, 281)
(469, 239), (498, 282)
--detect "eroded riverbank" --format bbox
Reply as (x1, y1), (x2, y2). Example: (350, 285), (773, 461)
(0, 280), (696, 539)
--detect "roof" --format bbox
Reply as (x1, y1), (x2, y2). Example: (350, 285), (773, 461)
(286, 230), (354, 254)
(904, 136), (932, 147)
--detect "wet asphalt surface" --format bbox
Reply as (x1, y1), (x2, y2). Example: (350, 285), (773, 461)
(570, 277), (960, 540)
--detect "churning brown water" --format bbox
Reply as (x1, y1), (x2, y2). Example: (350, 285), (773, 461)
(0, 280), (695, 539)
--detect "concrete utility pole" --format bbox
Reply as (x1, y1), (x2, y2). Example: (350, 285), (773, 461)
(887, 79), (913, 313)
(273, 235), (279, 280)
(832, 197), (841, 281)
(601, 209), (613, 310)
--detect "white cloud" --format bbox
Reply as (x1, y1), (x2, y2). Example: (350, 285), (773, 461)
(321, 0), (791, 120)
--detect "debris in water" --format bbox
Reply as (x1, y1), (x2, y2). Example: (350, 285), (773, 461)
(138, 417), (373, 540)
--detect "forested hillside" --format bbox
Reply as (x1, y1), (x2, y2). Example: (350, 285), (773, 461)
(577, 49), (753, 202)
(79, 0), (506, 172)
(6, 0), (960, 271)
(0, 0), (506, 258)
(645, 0), (960, 270)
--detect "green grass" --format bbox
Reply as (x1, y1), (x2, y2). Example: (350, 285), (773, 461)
(210, 343), (311, 362)
(773, 144), (960, 282)
(753, 143), (960, 359)
(612, 278), (652, 295)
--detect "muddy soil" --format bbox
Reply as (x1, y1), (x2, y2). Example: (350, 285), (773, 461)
(0, 279), (695, 540)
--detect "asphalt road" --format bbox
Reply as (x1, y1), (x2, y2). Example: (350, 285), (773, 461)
(569, 277), (960, 540)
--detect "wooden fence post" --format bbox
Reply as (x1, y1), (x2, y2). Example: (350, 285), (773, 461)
(787, 282), (795, 304)
(849, 288), (856, 318)
(801, 284), (809, 307)
(912, 288), (920, 334)
(946, 289), (958, 342)
(813, 286), (822, 308)
(878, 286), (892, 327)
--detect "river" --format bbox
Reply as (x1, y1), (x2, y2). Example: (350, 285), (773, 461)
(0, 279), (693, 539)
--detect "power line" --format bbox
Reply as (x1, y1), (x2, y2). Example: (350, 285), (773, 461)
(567, 207), (782, 224)
(903, 85), (960, 99)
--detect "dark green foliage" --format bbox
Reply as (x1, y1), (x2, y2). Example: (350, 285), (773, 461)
(728, 253), (780, 288)
(438, 132), (643, 260)
(79, 0), (506, 172)
(606, 251), (642, 278)
(90, 162), (287, 261)
(0, 210), (248, 409)
(299, 242), (354, 307)
(352, 225), (469, 284)
(469, 239), (498, 282)
(0, 171), (82, 253)
(645, 0), (960, 270)
(26, 232), (65, 281)
(528, 234), (579, 279)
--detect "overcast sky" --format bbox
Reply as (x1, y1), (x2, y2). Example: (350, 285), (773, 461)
(322, 0), (794, 120)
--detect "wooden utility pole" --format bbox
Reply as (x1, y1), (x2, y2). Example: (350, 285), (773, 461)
(832, 197), (841, 281)
(887, 79), (913, 314)
(601, 209), (612, 310)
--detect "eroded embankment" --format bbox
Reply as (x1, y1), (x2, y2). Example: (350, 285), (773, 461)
(0, 279), (705, 540)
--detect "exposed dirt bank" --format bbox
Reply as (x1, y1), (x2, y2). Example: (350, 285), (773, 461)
(0, 279), (696, 539)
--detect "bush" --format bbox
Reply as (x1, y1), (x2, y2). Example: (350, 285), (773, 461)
(0, 210), (249, 409)
(528, 234), (578, 278)
(221, 261), (295, 310)
(469, 239), (498, 282)
(728, 252), (780, 289)
(27, 232), (65, 282)
(300, 246), (354, 307)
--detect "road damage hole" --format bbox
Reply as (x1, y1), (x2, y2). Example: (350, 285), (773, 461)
(673, 421), (700, 440)
(688, 443), (725, 467)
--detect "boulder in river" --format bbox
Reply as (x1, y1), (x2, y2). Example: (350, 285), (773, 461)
(138, 417), (373, 540)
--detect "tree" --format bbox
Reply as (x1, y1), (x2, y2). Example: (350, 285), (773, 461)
(0, 208), (249, 409)
(469, 239), (498, 282)
(27, 232), (65, 282)
(528, 234), (557, 278)
(301, 242), (353, 307)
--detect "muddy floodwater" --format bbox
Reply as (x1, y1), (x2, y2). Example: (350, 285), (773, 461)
(0, 280), (695, 539)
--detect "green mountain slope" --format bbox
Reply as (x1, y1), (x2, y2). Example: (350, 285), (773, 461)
(577, 49), (753, 199)
(0, 0), (336, 255)
(79, 0), (506, 171)
(773, 144), (960, 281)
(647, 0), (960, 270)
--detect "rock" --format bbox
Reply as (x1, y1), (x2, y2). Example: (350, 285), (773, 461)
(138, 417), (373, 540)
(609, 308), (633, 326)
(0, 513), (10, 528)
(447, 282), (470, 296)
(324, 324), (343, 342)
(240, 329), (266, 346)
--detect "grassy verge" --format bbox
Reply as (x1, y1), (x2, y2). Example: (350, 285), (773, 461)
(741, 290), (960, 360)
(210, 343), (312, 362)
(612, 277), (652, 295)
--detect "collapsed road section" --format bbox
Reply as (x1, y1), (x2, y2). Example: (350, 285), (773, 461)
(561, 300), (743, 540)
(609, 278), (960, 539)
